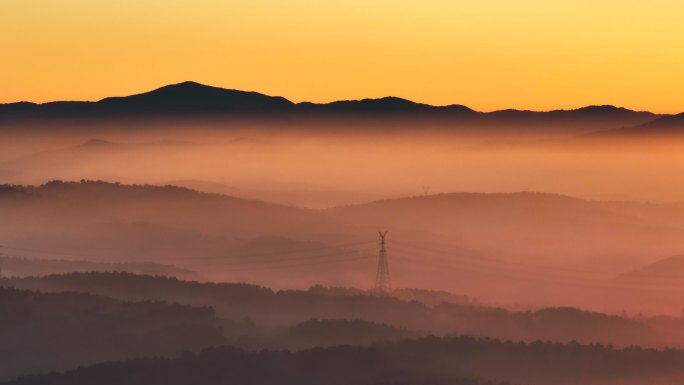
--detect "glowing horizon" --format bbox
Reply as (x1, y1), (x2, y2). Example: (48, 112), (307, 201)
(2, 0), (683, 113)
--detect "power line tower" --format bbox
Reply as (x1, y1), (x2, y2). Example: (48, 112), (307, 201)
(374, 231), (392, 293)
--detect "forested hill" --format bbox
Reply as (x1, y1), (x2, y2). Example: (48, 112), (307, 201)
(6, 336), (684, 385)
(0, 286), (225, 381)
(2, 272), (662, 347)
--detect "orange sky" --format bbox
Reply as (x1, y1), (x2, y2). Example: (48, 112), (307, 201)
(1, 0), (683, 113)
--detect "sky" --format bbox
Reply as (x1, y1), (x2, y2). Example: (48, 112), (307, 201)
(1, 0), (683, 113)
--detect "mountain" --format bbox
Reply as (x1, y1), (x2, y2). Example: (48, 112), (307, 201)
(485, 105), (658, 129)
(327, 192), (684, 266)
(619, 254), (684, 283)
(95, 81), (295, 114)
(0, 82), (294, 118)
(0, 180), (373, 287)
(593, 112), (684, 137)
(0, 81), (665, 131)
(298, 96), (475, 115)
(324, 193), (684, 313)
(8, 181), (684, 310)
(0, 179), (340, 238)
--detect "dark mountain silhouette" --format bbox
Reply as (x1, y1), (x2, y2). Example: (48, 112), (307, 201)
(0, 81), (664, 129)
(557, 105), (645, 116)
(0, 82), (294, 118)
(593, 112), (684, 136)
(95, 81), (294, 114)
(0, 102), (38, 117)
(484, 105), (648, 118)
(486, 104), (658, 128)
(298, 96), (475, 115)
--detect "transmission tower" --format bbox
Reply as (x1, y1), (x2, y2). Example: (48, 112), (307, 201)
(374, 231), (392, 293)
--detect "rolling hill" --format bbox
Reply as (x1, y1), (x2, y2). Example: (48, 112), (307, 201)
(2, 272), (663, 347)
(593, 112), (684, 137)
(327, 192), (684, 269)
(0, 286), (225, 381)
(0, 180), (366, 286)
(0, 179), (342, 238)
(0, 139), (196, 181)
(6, 336), (684, 385)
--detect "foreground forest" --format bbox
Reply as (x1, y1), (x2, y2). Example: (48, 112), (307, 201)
(5, 272), (684, 384)
(6, 336), (684, 385)
(0, 286), (224, 380)
(2, 272), (668, 347)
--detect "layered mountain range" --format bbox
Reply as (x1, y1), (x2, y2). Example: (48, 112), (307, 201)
(2, 81), (680, 134)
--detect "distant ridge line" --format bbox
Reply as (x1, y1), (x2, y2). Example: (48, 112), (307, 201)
(0, 80), (667, 117)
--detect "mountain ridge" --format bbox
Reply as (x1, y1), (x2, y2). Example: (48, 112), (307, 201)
(592, 111), (684, 137)
(0, 81), (667, 124)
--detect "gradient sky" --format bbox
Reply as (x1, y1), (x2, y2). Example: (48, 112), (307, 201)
(1, 0), (683, 112)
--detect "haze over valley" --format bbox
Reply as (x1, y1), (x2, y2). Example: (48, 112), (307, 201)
(8, 0), (684, 382)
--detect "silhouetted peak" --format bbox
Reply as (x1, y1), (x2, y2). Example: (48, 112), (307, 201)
(488, 109), (537, 116)
(301, 96), (475, 114)
(0, 101), (37, 109)
(443, 104), (476, 113)
(164, 80), (206, 89)
(571, 105), (634, 114)
(592, 111), (684, 136)
(0, 82), (670, 124)
(139, 81), (237, 97)
(327, 96), (425, 109)
(491, 105), (649, 117)
(640, 111), (684, 128)
(0, 101), (41, 117)
(95, 81), (295, 113)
